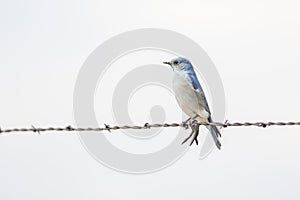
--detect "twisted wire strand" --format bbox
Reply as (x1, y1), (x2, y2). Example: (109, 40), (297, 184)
(1, 121), (300, 134)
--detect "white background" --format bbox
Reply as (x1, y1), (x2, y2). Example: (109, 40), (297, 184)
(1, 0), (300, 199)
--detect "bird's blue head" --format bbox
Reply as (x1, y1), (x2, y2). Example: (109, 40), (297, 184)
(163, 57), (193, 72)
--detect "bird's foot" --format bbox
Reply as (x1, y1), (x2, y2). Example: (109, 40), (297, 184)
(181, 117), (191, 129)
(181, 120), (200, 146)
(181, 114), (199, 130)
(189, 120), (200, 145)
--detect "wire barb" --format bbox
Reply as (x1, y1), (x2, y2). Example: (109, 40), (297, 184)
(104, 124), (111, 132)
(0, 121), (300, 134)
(66, 125), (74, 131)
(31, 125), (40, 134)
(144, 123), (150, 129)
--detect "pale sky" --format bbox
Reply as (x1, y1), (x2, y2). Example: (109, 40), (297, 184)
(1, 0), (300, 199)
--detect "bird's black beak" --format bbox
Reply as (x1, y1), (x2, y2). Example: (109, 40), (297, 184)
(163, 61), (173, 71)
(163, 61), (171, 66)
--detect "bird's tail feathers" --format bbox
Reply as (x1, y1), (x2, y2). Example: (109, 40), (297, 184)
(209, 125), (221, 150)
(211, 124), (221, 137)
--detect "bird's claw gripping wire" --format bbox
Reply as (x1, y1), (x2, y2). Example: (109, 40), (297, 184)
(181, 117), (191, 129)
(181, 114), (199, 130)
(181, 119), (200, 146)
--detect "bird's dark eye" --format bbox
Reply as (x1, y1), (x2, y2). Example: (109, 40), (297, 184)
(173, 61), (179, 65)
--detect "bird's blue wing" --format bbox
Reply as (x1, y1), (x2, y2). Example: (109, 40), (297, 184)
(188, 71), (211, 114)
(187, 68), (222, 149)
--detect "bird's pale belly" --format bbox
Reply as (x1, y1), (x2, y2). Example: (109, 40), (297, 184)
(172, 73), (209, 122)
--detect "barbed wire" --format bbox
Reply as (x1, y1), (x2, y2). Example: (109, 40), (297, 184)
(1, 121), (300, 134)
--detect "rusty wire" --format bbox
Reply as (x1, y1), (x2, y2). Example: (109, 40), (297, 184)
(1, 121), (300, 134)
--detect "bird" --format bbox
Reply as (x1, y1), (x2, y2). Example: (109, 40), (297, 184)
(163, 57), (221, 149)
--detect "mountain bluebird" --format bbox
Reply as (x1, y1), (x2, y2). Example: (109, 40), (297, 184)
(163, 57), (221, 149)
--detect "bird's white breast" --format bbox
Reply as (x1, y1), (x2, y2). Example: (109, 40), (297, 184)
(172, 71), (209, 121)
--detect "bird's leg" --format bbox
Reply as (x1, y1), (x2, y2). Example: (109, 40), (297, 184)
(181, 114), (199, 129)
(183, 117), (191, 123)
(190, 120), (200, 146)
(192, 114), (199, 120)
(181, 117), (191, 129)
(181, 119), (196, 144)
(181, 118), (199, 145)
(181, 128), (194, 144)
